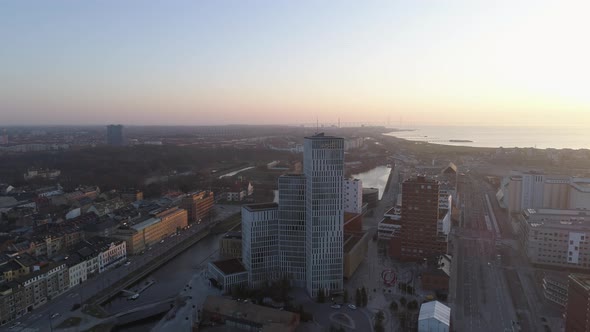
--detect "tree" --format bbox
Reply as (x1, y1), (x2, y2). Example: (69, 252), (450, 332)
(408, 300), (419, 311)
(374, 310), (385, 332)
(317, 288), (326, 303)
(399, 296), (407, 307)
(355, 288), (362, 307)
(361, 287), (368, 307)
(343, 289), (349, 303)
(389, 301), (398, 312)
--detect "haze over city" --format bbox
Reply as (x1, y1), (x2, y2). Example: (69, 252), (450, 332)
(2, 1), (589, 126)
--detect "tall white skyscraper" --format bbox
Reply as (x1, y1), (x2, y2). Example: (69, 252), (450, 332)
(278, 174), (307, 287)
(304, 134), (345, 297)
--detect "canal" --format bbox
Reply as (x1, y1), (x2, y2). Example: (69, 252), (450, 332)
(352, 165), (392, 199)
(102, 232), (225, 329)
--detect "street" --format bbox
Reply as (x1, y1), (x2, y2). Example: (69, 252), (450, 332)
(8, 205), (241, 332)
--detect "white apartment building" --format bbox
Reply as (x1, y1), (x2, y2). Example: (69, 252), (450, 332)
(304, 134), (345, 297)
(242, 203), (279, 288)
(97, 239), (127, 273)
(520, 208), (590, 269)
(278, 174), (307, 287)
(343, 178), (363, 214)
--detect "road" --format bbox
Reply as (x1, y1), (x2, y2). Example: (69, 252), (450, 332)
(451, 174), (517, 332)
(9, 205), (241, 332)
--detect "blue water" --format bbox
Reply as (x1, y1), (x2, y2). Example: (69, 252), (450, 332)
(386, 125), (590, 149)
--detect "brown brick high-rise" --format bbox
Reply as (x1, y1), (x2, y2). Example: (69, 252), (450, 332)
(565, 274), (590, 332)
(391, 176), (445, 261)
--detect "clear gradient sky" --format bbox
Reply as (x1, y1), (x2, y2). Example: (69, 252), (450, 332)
(1, 1), (589, 126)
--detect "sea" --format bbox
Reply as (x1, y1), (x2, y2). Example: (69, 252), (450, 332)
(385, 125), (590, 150)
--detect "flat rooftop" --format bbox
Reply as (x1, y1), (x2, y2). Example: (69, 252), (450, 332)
(304, 133), (343, 140)
(203, 295), (299, 331)
(243, 202), (278, 212)
(211, 258), (247, 275)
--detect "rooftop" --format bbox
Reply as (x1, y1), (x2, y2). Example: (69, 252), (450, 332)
(243, 202), (278, 212)
(211, 258), (247, 275)
(304, 133), (343, 140)
(418, 301), (451, 326)
(203, 295), (299, 331)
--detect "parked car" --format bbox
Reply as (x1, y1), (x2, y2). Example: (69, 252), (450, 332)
(330, 304), (341, 309)
(347, 304), (357, 310)
(51, 313), (60, 319)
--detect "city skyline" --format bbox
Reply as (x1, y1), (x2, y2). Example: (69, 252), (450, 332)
(2, 1), (589, 126)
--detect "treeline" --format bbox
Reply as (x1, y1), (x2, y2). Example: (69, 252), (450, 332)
(0, 145), (293, 193)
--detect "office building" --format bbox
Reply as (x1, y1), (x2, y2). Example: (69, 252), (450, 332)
(390, 176), (447, 261)
(113, 207), (187, 254)
(106, 124), (126, 146)
(501, 171), (590, 215)
(207, 258), (248, 293)
(278, 174), (307, 287)
(181, 191), (214, 224)
(304, 134), (344, 297)
(565, 274), (590, 332)
(242, 203), (279, 288)
(520, 208), (590, 269)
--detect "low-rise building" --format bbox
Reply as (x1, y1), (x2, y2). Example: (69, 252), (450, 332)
(112, 207), (187, 254)
(207, 258), (248, 293)
(180, 191), (214, 224)
(418, 301), (451, 332)
(201, 295), (300, 332)
(421, 255), (451, 292)
(343, 232), (369, 279)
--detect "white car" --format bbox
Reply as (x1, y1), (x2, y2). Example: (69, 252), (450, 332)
(347, 304), (357, 310)
(330, 304), (341, 309)
(125, 261), (131, 266)
(51, 313), (60, 319)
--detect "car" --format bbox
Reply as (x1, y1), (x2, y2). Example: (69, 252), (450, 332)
(125, 261), (131, 266)
(160, 239), (165, 244)
(9, 322), (21, 329)
(347, 304), (357, 310)
(330, 304), (341, 309)
(50, 313), (60, 319)
(128, 293), (139, 300)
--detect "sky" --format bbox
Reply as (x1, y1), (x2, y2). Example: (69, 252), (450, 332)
(1, 1), (590, 126)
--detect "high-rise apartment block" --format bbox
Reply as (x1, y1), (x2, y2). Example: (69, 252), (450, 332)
(565, 274), (590, 332)
(390, 176), (447, 261)
(241, 134), (347, 297)
(106, 124), (126, 146)
(343, 179), (363, 214)
(304, 134), (344, 296)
